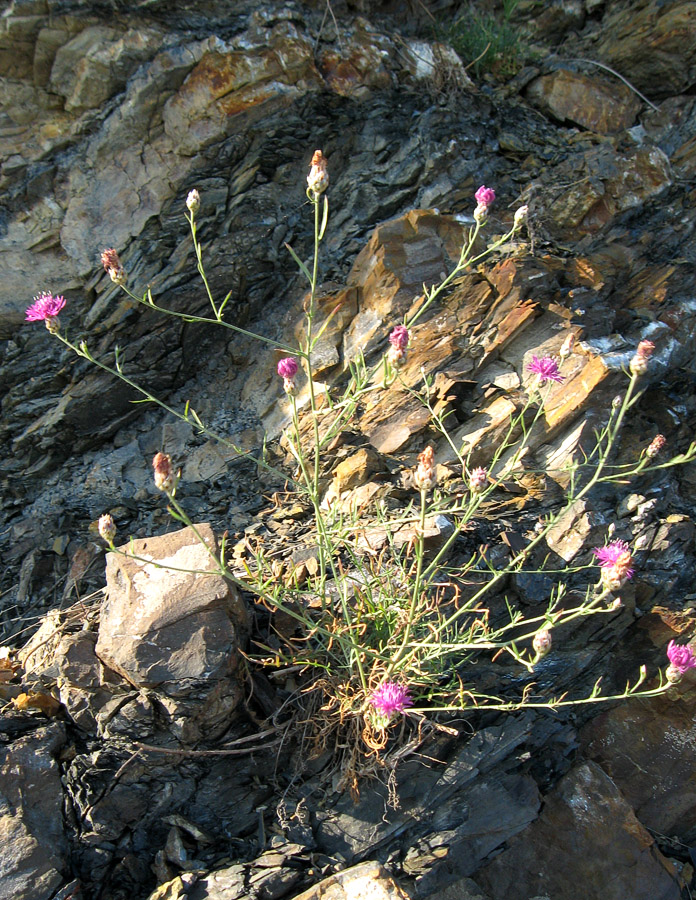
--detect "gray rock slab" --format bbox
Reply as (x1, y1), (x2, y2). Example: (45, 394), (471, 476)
(0, 723), (68, 900)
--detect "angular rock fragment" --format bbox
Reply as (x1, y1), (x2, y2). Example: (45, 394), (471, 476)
(96, 524), (248, 742)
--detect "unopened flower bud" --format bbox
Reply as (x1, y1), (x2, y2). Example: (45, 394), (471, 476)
(98, 513), (117, 543)
(153, 452), (177, 493)
(414, 446), (436, 492)
(100, 248), (126, 285)
(469, 466), (488, 493)
(629, 339), (655, 377)
(513, 205), (528, 228)
(646, 434), (666, 459)
(532, 629), (552, 659)
(307, 150), (329, 197)
(612, 395), (622, 409)
(559, 332), (576, 359)
(186, 189), (200, 214)
(473, 203), (488, 224)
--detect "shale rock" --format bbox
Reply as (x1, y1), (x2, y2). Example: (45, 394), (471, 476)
(0, 723), (68, 900)
(475, 761), (683, 900)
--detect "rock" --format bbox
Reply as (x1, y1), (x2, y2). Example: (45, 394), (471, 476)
(49, 26), (165, 112)
(581, 690), (696, 839)
(332, 447), (382, 494)
(95, 523), (249, 743)
(596, 0), (696, 99)
(526, 69), (641, 134)
(544, 499), (607, 563)
(0, 723), (69, 900)
(476, 761), (683, 900)
(289, 861), (410, 900)
(344, 210), (467, 362)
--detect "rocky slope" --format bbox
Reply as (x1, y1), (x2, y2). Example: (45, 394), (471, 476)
(1, 1), (696, 899)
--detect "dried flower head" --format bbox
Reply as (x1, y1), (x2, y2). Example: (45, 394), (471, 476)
(98, 513), (117, 543)
(594, 539), (634, 589)
(369, 682), (413, 722)
(666, 640), (696, 682)
(414, 446), (436, 492)
(152, 451), (177, 493)
(513, 205), (528, 228)
(469, 466), (488, 494)
(100, 248), (126, 285)
(532, 628), (552, 659)
(25, 292), (66, 330)
(629, 339), (655, 377)
(186, 189), (200, 214)
(527, 355), (564, 385)
(559, 332), (576, 359)
(307, 150), (329, 197)
(646, 434), (666, 459)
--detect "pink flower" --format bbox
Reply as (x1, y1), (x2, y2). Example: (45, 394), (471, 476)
(389, 325), (409, 351)
(25, 292), (66, 322)
(594, 540), (634, 588)
(527, 355), (564, 385)
(277, 357), (299, 379)
(475, 185), (496, 208)
(370, 682), (413, 720)
(667, 640), (696, 675)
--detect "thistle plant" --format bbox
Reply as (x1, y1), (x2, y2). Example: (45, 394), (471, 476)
(23, 151), (696, 782)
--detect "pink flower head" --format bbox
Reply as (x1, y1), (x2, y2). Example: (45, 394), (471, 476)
(667, 640), (696, 675)
(25, 292), (66, 322)
(370, 682), (413, 720)
(389, 325), (409, 351)
(277, 357), (299, 379)
(475, 185), (496, 208)
(527, 355), (564, 385)
(594, 540), (634, 589)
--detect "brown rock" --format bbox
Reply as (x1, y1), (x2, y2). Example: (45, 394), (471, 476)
(526, 69), (641, 134)
(596, 0), (696, 99)
(332, 447), (382, 493)
(95, 524), (248, 742)
(581, 692), (696, 838)
(344, 210), (467, 360)
(476, 761), (683, 900)
(542, 143), (672, 237)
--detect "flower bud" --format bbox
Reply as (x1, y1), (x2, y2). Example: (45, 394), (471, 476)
(307, 150), (329, 197)
(646, 434), (666, 459)
(98, 513), (117, 543)
(559, 332), (576, 359)
(153, 452), (177, 493)
(100, 248), (126, 285)
(414, 446), (436, 492)
(532, 629), (552, 659)
(513, 205), (528, 228)
(186, 189), (200, 215)
(629, 339), (655, 377)
(469, 466), (488, 493)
